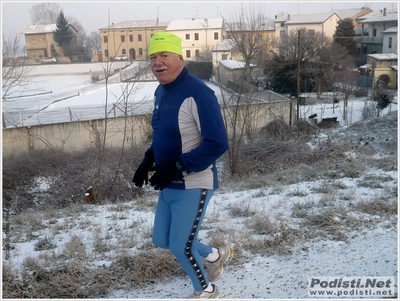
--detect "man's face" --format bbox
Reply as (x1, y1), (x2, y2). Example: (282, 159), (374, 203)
(150, 52), (184, 85)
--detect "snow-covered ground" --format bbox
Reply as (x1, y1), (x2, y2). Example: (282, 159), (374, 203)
(3, 159), (398, 298)
(2, 62), (398, 299)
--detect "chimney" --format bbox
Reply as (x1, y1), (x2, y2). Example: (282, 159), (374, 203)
(275, 15), (277, 19)
(287, 14), (290, 21)
(204, 18), (208, 28)
(383, 8), (386, 16)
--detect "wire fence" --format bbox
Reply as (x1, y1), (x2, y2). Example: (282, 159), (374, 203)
(89, 61), (154, 83)
(2, 61), (156, 128)
(2, 101), (154, 128)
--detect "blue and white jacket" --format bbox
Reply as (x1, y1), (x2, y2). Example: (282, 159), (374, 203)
(148, 67), (228, 190)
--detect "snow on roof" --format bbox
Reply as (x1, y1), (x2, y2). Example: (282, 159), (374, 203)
(22, 24), (57, 34)
(211, 39), (236, 51)
(359, 10), (398, 23)
(368, 53), (398, 61)
(327, 7), (369, 19)
(358, 8), (398, 19)
(226, 20), (275, 31)
(282, 12), (338, 25)
(382, 26), (398, 34)
(220, 60), (245, 69)
(99, 20), (168, 29)
(167, 17), (223, 31)
(220, 60), (247, 70)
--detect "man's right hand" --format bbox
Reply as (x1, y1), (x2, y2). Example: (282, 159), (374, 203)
(132, 151), (154, 187)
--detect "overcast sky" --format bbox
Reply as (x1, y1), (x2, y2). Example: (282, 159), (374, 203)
(1, 1), (397, 37)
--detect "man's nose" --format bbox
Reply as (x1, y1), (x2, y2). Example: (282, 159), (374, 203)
(153, 55), (164, 64)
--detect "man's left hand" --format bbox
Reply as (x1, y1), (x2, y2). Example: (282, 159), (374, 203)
(149, 157), (186, 190)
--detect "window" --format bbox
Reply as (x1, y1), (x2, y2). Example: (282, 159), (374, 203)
(389, 37), (392, 48)
(195, 50), (200, 57)
(139, 48), (143, 55)
(194, 33), (199, 40)
(214, 32), (218, 40)
(138, 34), (142, 42)
(105, 49), (109, 57)
(186, 50), (191, 58)
(129, 35), (133, 42)
(268, 34), (274, 42)
(122, 49), (126, 54)
(121, 35), (125, 42)
(222, 54), (228, 60)
(104, 36), (108, 43)
(373, 28), (377, 37)
(186, 34), (190, 40)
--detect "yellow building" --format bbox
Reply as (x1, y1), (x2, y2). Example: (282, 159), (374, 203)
(22, 24), (77, 62)
(367, 53), (398, 89)
(99, 20), (167, 61)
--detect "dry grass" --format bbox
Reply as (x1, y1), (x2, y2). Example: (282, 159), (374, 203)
(109, 249), (184, 288)
(2, 144), (154, 214)
(352, 198), (398, 216)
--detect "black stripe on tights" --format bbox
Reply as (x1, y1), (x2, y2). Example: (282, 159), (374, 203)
(184, 189), (208, 290)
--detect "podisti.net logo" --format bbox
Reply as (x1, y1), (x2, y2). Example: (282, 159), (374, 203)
(308, 276), (395, 298)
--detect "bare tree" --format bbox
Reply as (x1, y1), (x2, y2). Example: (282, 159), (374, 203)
(277, 28), (330, 62)
(2, 33), (33, 101)
(85, 31), (102, 53)
(67, 15), (86, 46)
(30, 2), (60, 24)
(313, 42), (356, 98)
(90, 13), (146, 201)
(333, 69), (358, 124)
(220, 3), (274, 175)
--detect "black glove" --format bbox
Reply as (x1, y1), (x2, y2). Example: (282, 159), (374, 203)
(132, 150), (154, 187)
(149, 157), (186, 190)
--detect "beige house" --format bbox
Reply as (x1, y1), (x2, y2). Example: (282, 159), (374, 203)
(166, 17), (225, 61)
(22, 24), (77, 61)
(99, 20), (167, 61)
(329, 7), (373, 31)
(275, 12), (340, 40)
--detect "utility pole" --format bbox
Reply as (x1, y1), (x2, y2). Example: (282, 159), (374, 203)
(296, 30), (301, 120)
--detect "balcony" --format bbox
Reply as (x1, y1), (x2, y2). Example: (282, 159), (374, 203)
(358, 37), (384, 44)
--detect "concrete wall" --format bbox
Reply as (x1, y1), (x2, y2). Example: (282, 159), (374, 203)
(2, 114), (152, 157)
(2, 101), (294, 157)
